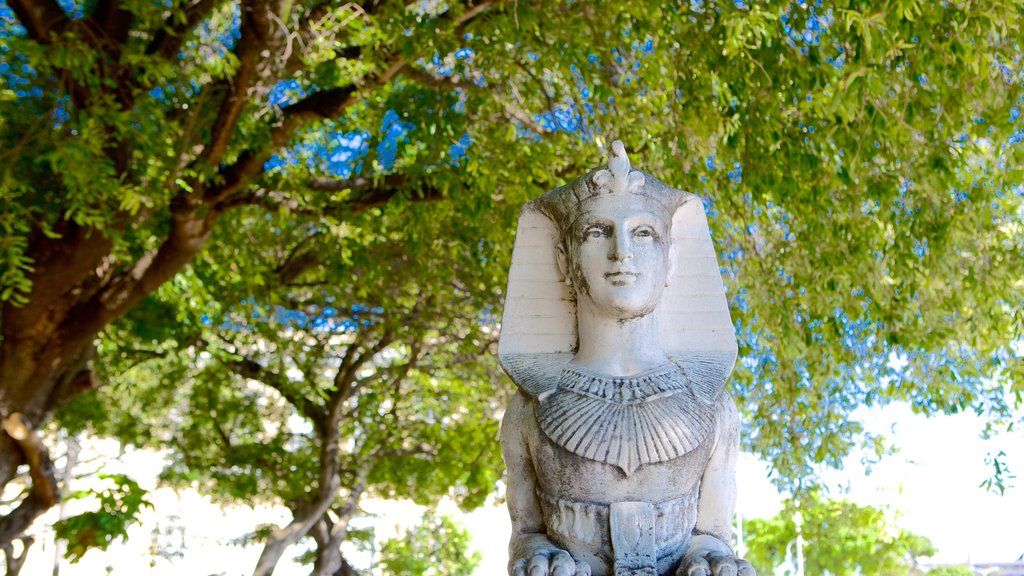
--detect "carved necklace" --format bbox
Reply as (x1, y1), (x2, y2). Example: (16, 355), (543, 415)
(535, 362), (717, 476)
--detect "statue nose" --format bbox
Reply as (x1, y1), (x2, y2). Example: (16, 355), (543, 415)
(610, 234), (633, 261)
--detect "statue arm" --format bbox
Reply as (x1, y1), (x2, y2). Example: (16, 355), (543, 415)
(694, 394), (740, 540)
(501, 391), (591, 576)
(679, 395), (755, 576)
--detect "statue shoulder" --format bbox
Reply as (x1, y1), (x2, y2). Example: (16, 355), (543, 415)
(504, 389), (533, 419)
(500, 389), (544, 455)
(499, 352), (572, 400)
(672, 350), (737, 406)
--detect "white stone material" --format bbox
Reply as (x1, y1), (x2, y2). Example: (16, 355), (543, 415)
(499, 142), (754, 576)
(498, 179), (737, 363)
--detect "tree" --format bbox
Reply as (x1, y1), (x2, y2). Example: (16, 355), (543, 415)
(57, 196), (510, 574)
(2, 0), (1022, 555)
(0, 0), (541, 549)
(743, 492), (936, 576)
(378, 512), (482, 576)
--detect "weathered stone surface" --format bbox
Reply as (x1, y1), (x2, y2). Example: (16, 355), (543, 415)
(499, 142), (754, 576)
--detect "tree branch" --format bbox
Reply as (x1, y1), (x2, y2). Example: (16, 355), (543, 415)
(330, 464), (367, 535)
(88, 0), (132, 54)
(226, 357), (327, 428)
(382, 340), (423, 412)
(452, 0), (500, 33)
(273, 229), (323, 286)
(0, 414), (59, 548)
(398, 59), (551, 136)
(210, 413), (234, 450)
(283, 84), (362, 125)
(201, 81), (355, 207)
(513, 57), (557, 120)
(306, 174), (408, 192)
(334, 331), (394, 404)
(1, 536), (34, 576)
(203, 0), (276, 167)
(146, 0), (223, 60)
(507, 104), (551, 135)
(55, 196), (217, 357)
(7, 0), (70, 43)
(1, 414), (59, 509)
(252, 351), (350, 576)
(282, 4), (365, 77)
(45, 342), (99, 411)
(333, 555), (359, 576)
(222, 175), (445, 221)
(1, 221), (115, 340)
(310, 466), (370, 576)
(209, 0), (504, 208)
(0, 495), (46, 551)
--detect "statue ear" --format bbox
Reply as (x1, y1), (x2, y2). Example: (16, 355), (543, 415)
(556, 245), (571, 285)
(665, 243), (677, 287)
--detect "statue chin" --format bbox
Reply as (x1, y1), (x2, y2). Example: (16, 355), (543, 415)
(582, 291), (660, 321)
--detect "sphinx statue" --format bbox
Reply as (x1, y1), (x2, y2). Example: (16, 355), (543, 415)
(499, 142), (754, 576)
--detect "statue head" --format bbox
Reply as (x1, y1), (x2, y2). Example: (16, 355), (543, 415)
(498, 141), (737, 372)
(534, 142), (689, 321)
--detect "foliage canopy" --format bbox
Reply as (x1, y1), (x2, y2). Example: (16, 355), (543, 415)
(379, 512), (482, 576)
(0, 0), (1022, 568)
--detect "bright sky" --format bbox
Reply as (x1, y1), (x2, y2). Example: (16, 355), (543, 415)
(817, 403), (1024, 565)
(11, 402), (1023, 575)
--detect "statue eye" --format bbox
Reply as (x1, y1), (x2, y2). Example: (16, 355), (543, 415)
(633, 226), (656, 239)
(583, 225), (608, 240)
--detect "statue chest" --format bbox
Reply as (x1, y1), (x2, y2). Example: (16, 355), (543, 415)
(525, 363), (719, 500)
(525, 410), (714, 576)
(529, 415), (713, 504)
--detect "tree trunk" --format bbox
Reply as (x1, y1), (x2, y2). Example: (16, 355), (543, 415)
(310, 509), (366, 576)
(309, 511), (353, 576)
(251, 493), (338, 576)
(252, 393), (349, 576)
(309, 464), (368, 576)
(1, 536), (34, 576)
(309, 521), (361, 576)
(332, 556), (360, 576)
(1, 310), (125, 546)
(312, 541), (345, 576)
(0, 208), (216, 547)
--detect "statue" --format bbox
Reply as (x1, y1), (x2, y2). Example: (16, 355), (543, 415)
(499, 142), (754, 576)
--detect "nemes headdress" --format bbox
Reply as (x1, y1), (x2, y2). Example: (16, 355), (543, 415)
(498, 142), (737, 394)
(531, 141), (690, 240)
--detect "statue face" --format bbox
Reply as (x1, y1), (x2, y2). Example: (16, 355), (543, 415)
(568, 193), (673, 319)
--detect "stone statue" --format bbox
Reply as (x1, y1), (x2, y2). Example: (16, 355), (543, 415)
(499, 142), (754, 576)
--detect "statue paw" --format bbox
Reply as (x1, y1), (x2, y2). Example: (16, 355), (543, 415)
(677, 535), (755, 576)
(676, 553), (754, 576)
(510, 548), (592, 576)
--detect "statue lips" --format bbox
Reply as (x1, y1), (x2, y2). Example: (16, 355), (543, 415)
(604, 270), (639, 286)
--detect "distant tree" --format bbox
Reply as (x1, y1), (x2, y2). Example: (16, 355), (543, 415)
(743, 492), (936, 576)
(378, 512), (481, 576)
(925, 566), (976, 576)
(57, 197), (508, 574)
